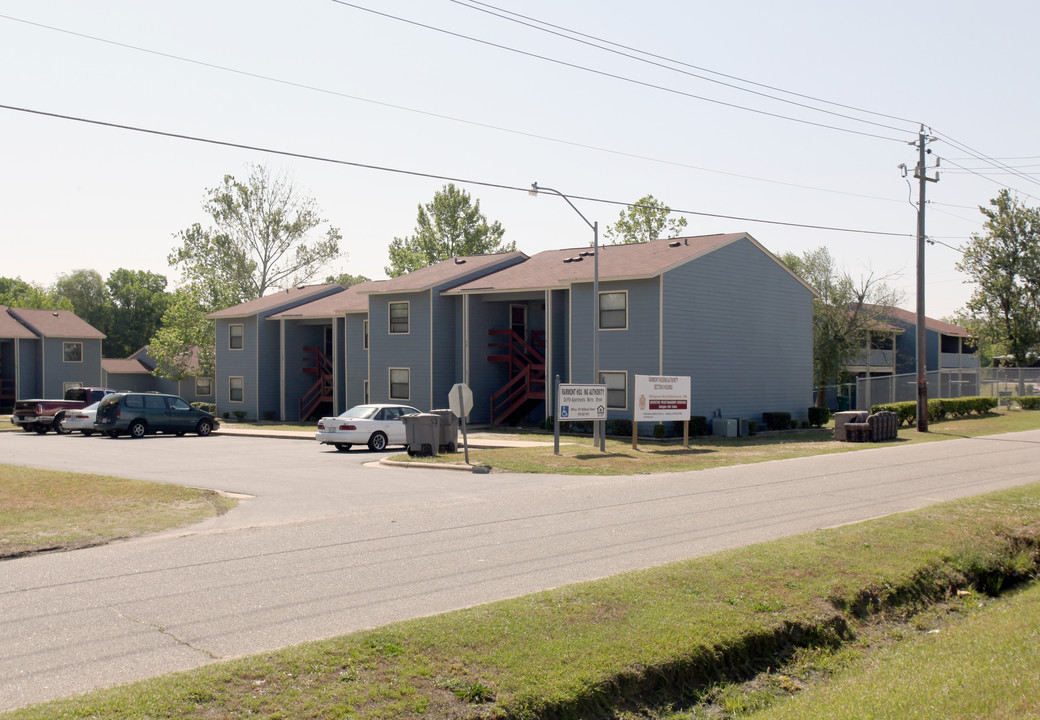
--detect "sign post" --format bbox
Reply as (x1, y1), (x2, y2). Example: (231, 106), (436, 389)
(449, 383), (474, 465)
(633, 375), (691, 451)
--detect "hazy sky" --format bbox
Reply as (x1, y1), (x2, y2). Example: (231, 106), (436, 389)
(3, 0), (1037, 318)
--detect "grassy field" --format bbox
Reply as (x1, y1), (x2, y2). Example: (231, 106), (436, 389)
(400, 407), (1040, 474)
(4, 478), (1039, 719)
(0, 465), (236, 558)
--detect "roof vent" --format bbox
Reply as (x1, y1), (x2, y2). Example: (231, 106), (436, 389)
(563, 257), (573, 263)
(454, 257), (466, 265)
(669, 241), (681, 248)
(52, 312), (59, 317)
(580, 250), (593, 257)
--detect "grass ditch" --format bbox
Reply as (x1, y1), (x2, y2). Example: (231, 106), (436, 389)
(6, 482), (1040, 719)
(0, 464), (236, 559)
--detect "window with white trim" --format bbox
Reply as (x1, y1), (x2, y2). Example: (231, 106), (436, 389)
(601, 371), (627, 410)
(229, 324), (244, 350)
(363, 319), (369, 349)
(63, 342), (83, 362)
(389, 302), (409, 334)
(229, 376), (244, 402)
(389, 368), (410, 400)
(195, 377), (213, 396)
(363, 379), (370, 404)
(599, 291), (627, 330)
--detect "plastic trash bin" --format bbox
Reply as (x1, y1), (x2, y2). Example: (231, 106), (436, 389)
(430, 409), (459, 453)
(402, 413), (440, 457)
(837, 395), (851, 412)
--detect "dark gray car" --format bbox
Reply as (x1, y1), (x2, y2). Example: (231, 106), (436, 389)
(93, 392), (219, 438)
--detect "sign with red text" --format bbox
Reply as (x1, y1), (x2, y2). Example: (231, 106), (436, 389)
(634, 375), (690, 422)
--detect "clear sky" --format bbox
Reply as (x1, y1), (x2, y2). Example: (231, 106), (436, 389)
(2, 0), (1037, 319)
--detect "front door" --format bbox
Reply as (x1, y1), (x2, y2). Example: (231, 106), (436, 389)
(510, 304), (527, 343)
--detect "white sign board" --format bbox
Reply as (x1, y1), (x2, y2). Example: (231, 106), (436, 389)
(634, 375), (691, 422)
(558, 383), (607, 421)
(449, 383), (474, 418)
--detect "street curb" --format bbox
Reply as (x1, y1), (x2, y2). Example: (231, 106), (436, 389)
(379, 456), (492, 473)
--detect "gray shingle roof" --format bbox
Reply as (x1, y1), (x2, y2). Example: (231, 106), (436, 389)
(206, 284), (343, 319)
(359, 252), (527, 294)
(5, 307), (106, 339)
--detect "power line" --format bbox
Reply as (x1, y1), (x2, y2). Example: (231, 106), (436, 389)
(0, 12), (907, 207)
(447, 0), (918, 136)
(329, 0), (912, 143)
(932, 128), (1040, 191)
(0, 103), (914, 238)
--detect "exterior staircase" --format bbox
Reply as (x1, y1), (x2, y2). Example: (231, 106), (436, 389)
(299, 346), (333, 421)
(488, 329), (546, 425)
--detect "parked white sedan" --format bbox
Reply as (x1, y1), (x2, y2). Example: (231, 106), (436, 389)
(57, 401), (101, 436)
(315, 404), (420, 452)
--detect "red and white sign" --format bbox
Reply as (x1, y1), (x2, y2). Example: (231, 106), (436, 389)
(634, 375), (691, 422)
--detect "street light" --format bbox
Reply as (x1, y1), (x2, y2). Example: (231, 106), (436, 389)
(530, 182), (604, 451)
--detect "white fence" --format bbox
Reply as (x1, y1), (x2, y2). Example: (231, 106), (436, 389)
(852, 368), (1040, 410)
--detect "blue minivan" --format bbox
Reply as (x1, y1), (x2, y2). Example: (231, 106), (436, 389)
(93, 392), (219, 438)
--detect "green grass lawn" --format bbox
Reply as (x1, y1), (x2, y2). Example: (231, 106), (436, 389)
(0, 465), (235, 558)
(5, 479), (1039, 720)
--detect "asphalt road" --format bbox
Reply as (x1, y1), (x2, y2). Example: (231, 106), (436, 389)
(2, 428), (1040, 711)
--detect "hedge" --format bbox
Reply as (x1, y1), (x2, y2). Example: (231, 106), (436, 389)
(871, 396), (999, 426)
(1013, 395), (1040, 409)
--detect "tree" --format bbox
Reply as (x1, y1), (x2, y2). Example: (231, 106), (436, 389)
(780, 247), (904, 406)
(956, 190), (1040, 366)
(0, 277), (70, 310)
(155, 165), (342, 378)
(385, 183), (514, 277)
(53, 269), (112, 335)
(325, 272), (371, 288)
(105, 269), (171, 358)
(604, 194), (688, 245)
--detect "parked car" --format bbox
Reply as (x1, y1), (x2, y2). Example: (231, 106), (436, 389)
(315, 404), (419, 451)
(11, 386), (116, 434)
(58, 401), (101, 436)
(93, 392), (219, 438)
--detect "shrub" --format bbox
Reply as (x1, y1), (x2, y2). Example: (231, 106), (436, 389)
(222, 412), (230, 419)
(747, 420), (758, 435)
(761, 412), (792, 431)
(232, 410), (247, 421)
(872, 396), (999, 426)
(689, 415), (709, 436)
(653, 423), (666, 439)
(807, 406), (831, 428)
(191, 402), (217, 415)
(1014, 395), (1040, 409)
(608, 418), (633, 437)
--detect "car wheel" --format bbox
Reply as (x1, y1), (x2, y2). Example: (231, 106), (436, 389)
(54, 414), (73, 435)
(335, 443), (352, 452)
(367, 432), (388, 451)
(82, 430), (95, 437)
(196, 420), (213, 437)
(128, 420), (147, 439)
(33, 423), (49, 435)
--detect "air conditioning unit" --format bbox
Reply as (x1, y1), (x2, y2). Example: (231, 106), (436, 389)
(737, 418), (750, 436)
(712, 418), (737, 437)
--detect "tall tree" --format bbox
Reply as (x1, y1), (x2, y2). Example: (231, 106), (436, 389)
(385, 183), (514, 277)
(0, 277), (69, 310)
(154, 164), (342, 379)
(53, 269), (112, 333)
(325, 272), (371, 288)
(105, 269), (171, 358)
(604, 194), (688, 245)
(956, 190), (1040, 366)
(780, 247), (903, 406)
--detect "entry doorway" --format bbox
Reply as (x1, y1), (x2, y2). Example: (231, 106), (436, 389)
(510, 304), (527, 343)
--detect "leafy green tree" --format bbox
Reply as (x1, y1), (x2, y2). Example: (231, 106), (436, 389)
(604, 194), (688, 245)
(53, 269), (112, 335)
(325, 272), (371, 288)
(155, 165), (342, 379)
(0, 277), (70, 310)
(385, 183), (514, 277)
(956, 190), (1040, 366)
(105, 269), (171, 358)
(780, 247), (903, 406)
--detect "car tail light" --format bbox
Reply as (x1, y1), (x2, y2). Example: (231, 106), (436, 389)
(338, 424), (357, 431)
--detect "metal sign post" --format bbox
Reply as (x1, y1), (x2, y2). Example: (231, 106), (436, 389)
(449, 383), (474, 465)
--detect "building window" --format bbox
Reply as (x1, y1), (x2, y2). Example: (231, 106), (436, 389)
(363, 319), (369, 349)
(229, 324), (244, 350)
(599, 292), (627, 330)
(229, 376), (244, 403)
(389, 302), (409, 334)
(389, 368), (410, 400)
(601, 371), (627, 410)
(195, 377), (213, 396)
(63, 342), (83, 362)
(363, 379), (370, 404)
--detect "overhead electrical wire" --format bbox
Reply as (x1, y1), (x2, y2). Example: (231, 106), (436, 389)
(0, 12), (909, 207)
(453, 0), (923, 128)
(931, 128), (1040, 191)
(328, 0), (912, 143)
(447, 0), (919, 135)
(0, 103), (915, 238)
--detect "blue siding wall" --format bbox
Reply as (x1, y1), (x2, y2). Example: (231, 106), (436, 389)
(431, 293), (458, 410)
(215, 317), (259, 419)
(368, 291), (431, 409)
(344, 314), (369, 409)
(283, 322), (327, 421)
(18, 339), (39, 398)
(595, 278), (662, 418)
(256, 317), (282, 420)
(662, 238), (813, 422)
(42, 337), (103, 397)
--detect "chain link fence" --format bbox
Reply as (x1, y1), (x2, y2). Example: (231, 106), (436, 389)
(816, 368), (1040, 411)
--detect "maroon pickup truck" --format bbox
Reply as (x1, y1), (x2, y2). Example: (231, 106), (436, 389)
(11, 387), (117, 434)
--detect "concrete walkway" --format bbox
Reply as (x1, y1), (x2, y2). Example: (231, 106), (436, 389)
(215, 424), (558, 448)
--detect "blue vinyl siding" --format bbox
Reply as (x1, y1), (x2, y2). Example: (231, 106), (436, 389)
(18, 339), (39, 398)
(662, 238), (813, 422)
(431, 292), (457, 410)
(344, 314), (368, 409)
(256, 318), (281, 420)
(369, 292), (431, 407)
(42, 337), (103, 397)
(215, 317), (259, 418)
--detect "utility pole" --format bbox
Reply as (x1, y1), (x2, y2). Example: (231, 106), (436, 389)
(913, 126), (939, 432)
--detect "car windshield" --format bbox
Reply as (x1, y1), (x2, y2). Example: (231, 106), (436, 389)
(339, 405), (379, 420)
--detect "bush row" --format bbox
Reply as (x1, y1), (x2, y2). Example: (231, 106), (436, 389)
(1013, 395), (1040, 409)
(870, 396), (999, 425)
